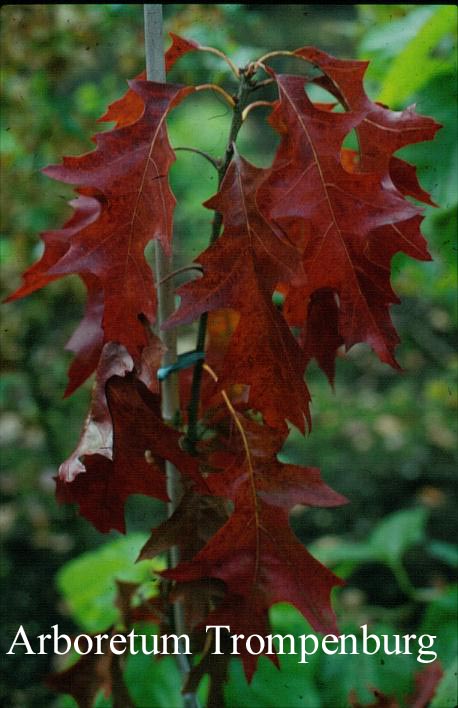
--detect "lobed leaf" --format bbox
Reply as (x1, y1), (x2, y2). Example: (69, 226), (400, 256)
(165, 412), (347, 680)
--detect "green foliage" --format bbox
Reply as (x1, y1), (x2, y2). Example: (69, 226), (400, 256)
(123, 630), (185, 708)
(57, 534), (163, 633)
(427, 540), (458, 569)
(370, 508), (427, 566)
(420, 585), (458, 662)
(430, 657), (458, 708)
(360, 5), (456, 104)
(308, 508), (428, 578)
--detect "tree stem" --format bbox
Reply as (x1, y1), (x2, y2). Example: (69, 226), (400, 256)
(144, 7), (198, 708)
(185, 70), (252, 452)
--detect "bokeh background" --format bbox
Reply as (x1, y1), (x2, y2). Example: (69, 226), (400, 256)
(1, 4), (457, 707)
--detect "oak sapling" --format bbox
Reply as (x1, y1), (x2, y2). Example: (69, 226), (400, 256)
(7, 31), (440, 705)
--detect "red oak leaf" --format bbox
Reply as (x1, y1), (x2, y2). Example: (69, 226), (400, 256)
(7, 75), (196, 392)
(57, 374), (205, 533)
(138, 490), (229, 635)
(205, 414), (347, 510)
(258, 65), (438, 370)
(58, 342), (142, 483)
(5, 193), (100, 301)
(97, 75), (147, 129)
(97, 33), (199, 128)
(167, 150), (310, 432)
(5, 193), (105, 394)
(165, 32), (200, 69)
(389, 156), (437, 207)
(299, 288), (343, 384)
(167, 500), (344, 680)
(138, 490), (228, 563)
(295, 47), (440, 175)
(200, 309), (245, 408)
(213, 287), (310, 432)
(64, 274), (105, 396)
(165, 413), (346, 679)
(257, 73), (419, 367)
(169, 150), (303, 319)
(41, 80), (193, 354)
(281, 149), (433, 379)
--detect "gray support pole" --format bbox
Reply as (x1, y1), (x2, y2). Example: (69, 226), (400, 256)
(143, 7), (199, 707)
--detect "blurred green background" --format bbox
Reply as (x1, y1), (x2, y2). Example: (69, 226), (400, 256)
(1, 4), (456, 707)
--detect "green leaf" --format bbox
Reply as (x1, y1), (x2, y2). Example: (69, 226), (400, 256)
(124, 627), (184, 708)
(420, 584), (458, 661)
(310, 508), (429, 578)
(377, 6), (457, 105)
(57, 533), (164, 632)
(430, 657), (458, 708)
(427, 540), (458, 568)
(359, 6), (436, 60)
(224, 654), (321, 708)
(369, 507), (428, 566)
(308, 538), (374, 572)
(94, 692), (112, 708)
(225, 604), (321, 708)
(318, 621), (415, 706)
(396, 73), (457, 211)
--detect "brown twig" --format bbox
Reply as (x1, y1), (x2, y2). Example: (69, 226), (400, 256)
(158, 264), (204, 285)
(174, 146), (220, 170)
